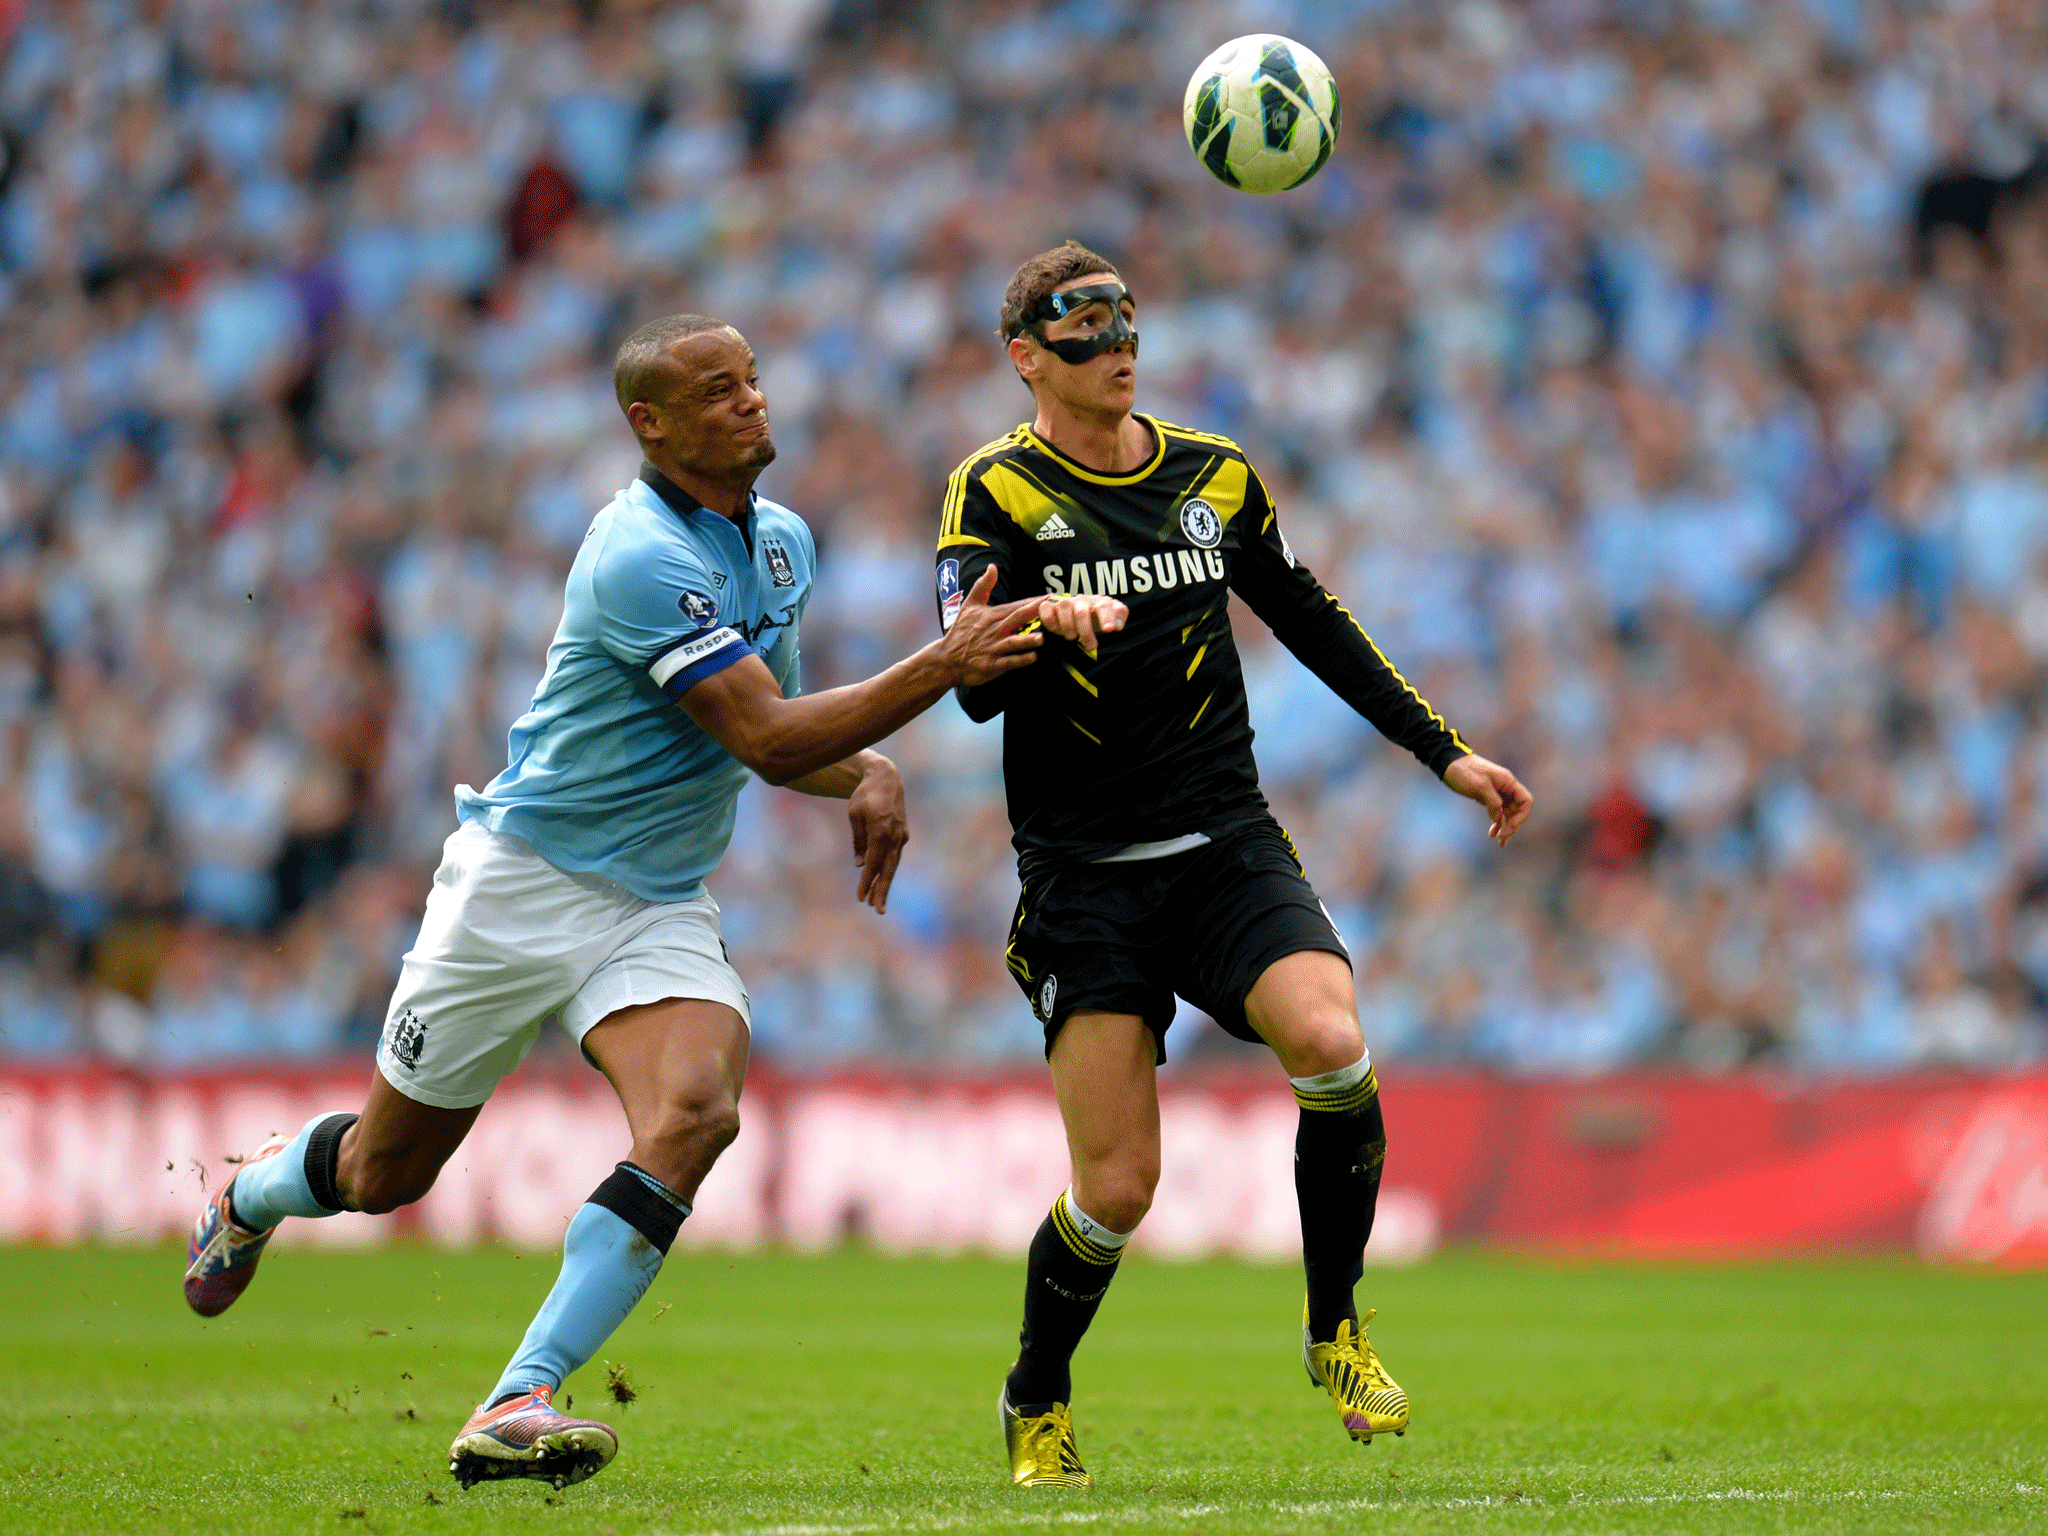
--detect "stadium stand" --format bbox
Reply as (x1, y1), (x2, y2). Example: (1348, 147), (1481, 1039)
(1, 0), (2045, 1076)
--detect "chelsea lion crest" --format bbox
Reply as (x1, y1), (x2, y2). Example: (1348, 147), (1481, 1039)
(1038, 974), (1058, 1020)
(1180, 498), (1222, 548)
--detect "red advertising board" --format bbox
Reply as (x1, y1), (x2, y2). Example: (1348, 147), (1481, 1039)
(0, 1064), (2041, 1264)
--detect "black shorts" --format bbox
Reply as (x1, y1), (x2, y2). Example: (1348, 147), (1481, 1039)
(1004, 819), (1350, 1063)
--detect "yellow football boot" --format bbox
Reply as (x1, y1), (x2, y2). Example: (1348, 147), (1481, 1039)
(1303, 1303), (1409, 1444)
(999, 1385), (1091, 1488)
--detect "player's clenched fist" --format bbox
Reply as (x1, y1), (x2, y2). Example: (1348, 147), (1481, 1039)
(940, 566), (1045, 686)
(1036, 593), (1128, 657)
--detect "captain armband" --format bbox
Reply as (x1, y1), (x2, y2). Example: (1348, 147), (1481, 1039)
(649, 626), (750, 701)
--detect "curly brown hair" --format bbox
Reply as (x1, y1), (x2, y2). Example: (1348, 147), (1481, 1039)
(998, 240), (1122, 341)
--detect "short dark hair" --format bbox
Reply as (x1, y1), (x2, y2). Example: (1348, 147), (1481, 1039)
(613, 313), (735, 414)
(998, 241), (1121, 341)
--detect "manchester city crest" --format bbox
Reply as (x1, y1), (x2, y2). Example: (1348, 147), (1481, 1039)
(764, 538), (796, 588)
(389, 1008), (426, 1071)
(1180, 498), (1222, 548)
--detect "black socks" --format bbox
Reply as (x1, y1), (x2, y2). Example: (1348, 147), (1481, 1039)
(1293, 1058), (1386, 1344)
(1006, 1190), (1129, 1407)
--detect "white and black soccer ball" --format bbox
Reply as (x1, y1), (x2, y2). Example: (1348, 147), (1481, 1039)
(1182, 33), (1341, 195)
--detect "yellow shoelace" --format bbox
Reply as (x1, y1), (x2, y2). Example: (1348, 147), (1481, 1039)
(1018, 1406), (1079, 1471)
(1326, 1309), (1395, 1394)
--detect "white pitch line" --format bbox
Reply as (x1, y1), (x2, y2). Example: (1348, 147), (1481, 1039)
(652, 1481), (2001, 1536)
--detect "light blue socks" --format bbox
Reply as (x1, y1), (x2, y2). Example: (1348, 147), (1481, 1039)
(233, 1124), (693, 1411)
(487, 1162), (690, 1405)
(227, 1112), (356, 1230)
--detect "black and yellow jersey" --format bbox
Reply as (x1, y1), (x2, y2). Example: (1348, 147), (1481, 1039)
(935, 414), (1469, 876)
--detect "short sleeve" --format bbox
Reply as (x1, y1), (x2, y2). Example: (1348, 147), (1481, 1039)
(590, 535), (751, 702)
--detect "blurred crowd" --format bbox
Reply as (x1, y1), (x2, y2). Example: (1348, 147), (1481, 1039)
(3, 0), (2047, 1074)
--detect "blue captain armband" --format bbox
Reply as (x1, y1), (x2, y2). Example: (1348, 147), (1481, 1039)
(649, 625), (751, 701)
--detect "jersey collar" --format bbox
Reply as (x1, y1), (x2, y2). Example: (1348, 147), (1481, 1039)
(639, 463), (757, 556)
(1021, 413), (1166, 486)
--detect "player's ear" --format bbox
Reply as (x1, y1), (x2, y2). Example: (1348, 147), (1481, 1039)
(626, 398), (665, 446)
(1007, 334), (1040, 386)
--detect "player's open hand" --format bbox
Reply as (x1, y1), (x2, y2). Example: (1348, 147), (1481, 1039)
(1443, 753), (1534, 847)
(942, 566), (1044, 686)
(847, 754), (908, 912)
(1036, 593), (1128, 657)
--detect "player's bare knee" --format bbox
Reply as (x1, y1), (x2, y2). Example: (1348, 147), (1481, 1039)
(1282, 1008), (1366, 1079)
(1092, 1186), (1152, 1234)
(650, 1087), (741, 1159)
(1080, 1159), (1157, 1233)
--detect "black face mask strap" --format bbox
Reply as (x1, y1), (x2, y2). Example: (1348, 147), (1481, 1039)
(1026, 283), (1140, 365)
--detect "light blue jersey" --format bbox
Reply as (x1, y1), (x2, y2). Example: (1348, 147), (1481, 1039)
(455, 467), (814, 903)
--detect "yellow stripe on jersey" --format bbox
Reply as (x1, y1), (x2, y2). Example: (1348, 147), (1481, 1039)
(1154, 418), (1242, 451)
(1329, 596), (1471, 755)
(938, 462), (969, 543)
(971, 426), (1030, 459)
(1189, 691), (1214, 728)
(981, 459), (1085, 540)
(938, 428), (1031, 544)
(1192, 454), (1250, 528)
(1185, 642), (1207, 680)
(1069, 717), (1101, 744)
(997, 454), (1080, 506)
(1064, 663), (1097, 696)
(1172, 454), (1218, 507)
(958, 427), (1030, 475)
(937, 534), (990, 549)
(1277, 825), (1306, 872)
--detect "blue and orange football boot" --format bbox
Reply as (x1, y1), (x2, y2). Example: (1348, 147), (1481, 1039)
(448, 1386), (619, 1490)
(182, 1130), (293, 1317)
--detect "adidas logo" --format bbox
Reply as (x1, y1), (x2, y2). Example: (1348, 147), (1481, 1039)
(1035, 513), (1077, 541)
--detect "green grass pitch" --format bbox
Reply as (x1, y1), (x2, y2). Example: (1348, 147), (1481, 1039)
(3, 1244), (2043, 1534)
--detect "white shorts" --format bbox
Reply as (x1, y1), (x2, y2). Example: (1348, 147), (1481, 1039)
(377, 822), (751, 1109)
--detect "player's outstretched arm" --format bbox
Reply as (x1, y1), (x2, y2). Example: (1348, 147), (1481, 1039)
(679, 566), (1040, 787)
(1443, 752), (1534, 848)
(783, 750), (908, 913)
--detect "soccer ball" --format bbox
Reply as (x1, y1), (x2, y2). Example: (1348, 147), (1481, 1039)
(1183, 34), (1341, 194)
